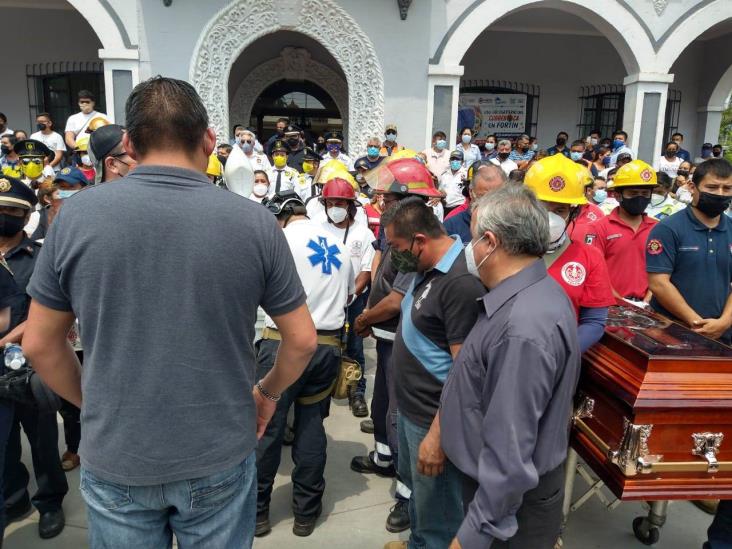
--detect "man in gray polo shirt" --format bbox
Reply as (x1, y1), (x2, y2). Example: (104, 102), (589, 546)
(23, 76), (317, 548)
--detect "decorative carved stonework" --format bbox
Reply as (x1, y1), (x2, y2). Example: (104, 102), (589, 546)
(190, 0), (384, 156)
(230, 48), (349, 141)
(652, 0), (669, 15)
(397, 0), (412, 20)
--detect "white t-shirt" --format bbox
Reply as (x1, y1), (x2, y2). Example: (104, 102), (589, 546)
(1, 128), (13, 137)
(64, 110), (109, 137)
(656, 155), (682, 178)
(307, 198), (368, 228)
(30, 131), (66, 171)
(490, 157), (518, 176)
(264, 218), (354, 330)
(439, 169), (467, 208)
(320, 220), (376, 278)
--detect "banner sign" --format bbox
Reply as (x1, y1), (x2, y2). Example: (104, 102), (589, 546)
(458, 93), (528, 138)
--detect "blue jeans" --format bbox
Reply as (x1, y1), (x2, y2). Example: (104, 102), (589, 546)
(706, 500), (732, 549)
(398, 413), (464, 549)
(346, 291), (368, 396)
(80, 452), (257, 549)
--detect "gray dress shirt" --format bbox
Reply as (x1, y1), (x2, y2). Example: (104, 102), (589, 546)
(440, 259), (580, 548)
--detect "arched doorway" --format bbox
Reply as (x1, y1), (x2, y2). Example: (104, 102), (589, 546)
(189, 0), (383, 156)
(249, 80), (343, 145)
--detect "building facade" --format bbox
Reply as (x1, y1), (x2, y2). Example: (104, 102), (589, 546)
(2, 0), (731, 162)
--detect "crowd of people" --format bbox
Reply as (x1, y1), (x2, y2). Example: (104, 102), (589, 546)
(0, 76), (729, 549)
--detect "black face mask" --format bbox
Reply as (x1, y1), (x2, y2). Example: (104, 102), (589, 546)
(276, 128), (285, 136)
(498, 152), (510, 160)
(677, 170), (689, 177)
(620, 195), (651, 216)
(696, 192), (732, 218)
(36, 123), (47, 131)
(216, 154), (227, 167)
(0, 214), (26, 237)
(556, 137), (567, 147)
(287, 137), (299, 147)
(0, 146), (9, 156)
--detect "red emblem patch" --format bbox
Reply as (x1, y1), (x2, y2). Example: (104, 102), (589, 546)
(549, 176), (565, 192)
(640, 168), (653, 182)
(561, 262), (586, 287)
(647, 239), (663, 255)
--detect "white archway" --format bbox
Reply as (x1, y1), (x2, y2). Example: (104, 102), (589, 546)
(189, 0), (384, 156)
(66, 0), (136, 55)
(655, 1), (731, 73)
(229, 48), (348, 138)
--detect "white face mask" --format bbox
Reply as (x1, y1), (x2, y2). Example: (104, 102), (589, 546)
(676, 187), (692, 204)
(253, 183), (268, 197)
(651, 193), (666, 207)
(327, 206), (348, 224)
(81, 154), (92, 167)
(465, 235), (493, 280)
(547, 211), (568, 251)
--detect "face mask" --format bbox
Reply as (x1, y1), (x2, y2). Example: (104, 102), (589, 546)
(273, 155), (287, 169)
(602, 156), (611, 167)
(520, 145), (530, 153)
(593, 189), (607, 204)
(651, 193), (666, 207)
(302, 161), (314, 174)
(613, 139), (624, 150)
(465, 235), (494, 280)
(461, 134), (471, 145)
(0, 214), (25, 237)
(37, 123), (47, 131)
(21, 161), (43, 180)
(590, 138), (598, 146)
(547, 211), (568, 248)
(356, 173), (365, 183)
(367, 146), (379, 158)
(450, 160), (462, 171)
(696, 192), (732, 218)
(385, 133), (396, 142)
(676, 187), (692, 204)
(0, 146), (9, 156)
(327, 144), (341, 155)
(498, 152), (509, 160)
(58, 189), (78, 200)
(241, 142), (253, 154)
(570, 151), (583, 162)
(556, 137), (567, 147)
(81, 154), (92, 166)
(253, 183), (269, 197)
(391, 238), (421, 273)
(327, 206), (348, 224)
(276, 128), (285, 136)
(677, 170), (689, 178)
(666, 150), (677, 158)
(531, 143), (538, 151)
(287, 137), (299, 147)
(620, 195), (651, 216)
(216, 154), (227, 166)
(485, 142), (495, 152)
(435, 139), (447, 151)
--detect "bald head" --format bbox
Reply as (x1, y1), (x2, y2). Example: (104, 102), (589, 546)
(470, 163), (507, 200)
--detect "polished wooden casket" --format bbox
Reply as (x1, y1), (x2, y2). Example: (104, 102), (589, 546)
(570, 302), (732, 500)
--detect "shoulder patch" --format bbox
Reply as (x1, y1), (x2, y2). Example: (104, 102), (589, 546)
(584, 233), (596, 245)
(647, 239), (663, 255)
(561, 261), (586, 286)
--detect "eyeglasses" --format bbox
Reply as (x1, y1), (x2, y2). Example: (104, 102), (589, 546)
(21, 158), (42, 165)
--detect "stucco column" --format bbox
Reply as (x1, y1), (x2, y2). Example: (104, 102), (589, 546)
(696, 106), (724, 155)
(622, 72), (674, 164)
(426, 64), (464, 150)
(98, 48), (140, 125)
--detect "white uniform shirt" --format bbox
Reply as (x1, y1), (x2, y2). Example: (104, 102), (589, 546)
(244, 151), (271, 172)
(656, 155), (682, 178)
(64, 111), (109, 138)
(267, 166), (300, 196)
(30, 131), (66, 172)
(320, 152), (354, 171)
(439, 168), (467, 208)
(320, 220), (376, 279)
(264, 218), (354, 331)
(490, 157), (518, 176)
(1, 128), (13, 137)
(247, 193), (266, 204)
(293, 173), (318, 203)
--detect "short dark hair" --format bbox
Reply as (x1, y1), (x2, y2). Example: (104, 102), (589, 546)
(590, 129), (601, 136)
(656, 171), (672, 189)
(253, 169), (269, 182)
(78, 89), (95, 101)
(381, 196), (445, 239)
(37, 112), (52, 122)
(571, 139), (585, 148)
(277, 117), (289, 125)
(2, 134), (17, 146)
(0, 113), (6, 123)
(672, 132), (683, 140)
(433, 130), (446, 140)
(125, 76), (209, 157)
(713, 144), (723, 149)
(217, 143), (232, 153)
(459, 126), (472, 135)
(693, 158), (732, 186)
(613, 130), (628, 140)
(231, 124), (244, 134)
(557, 131), (569, 138)
(508, 169), (525, 183)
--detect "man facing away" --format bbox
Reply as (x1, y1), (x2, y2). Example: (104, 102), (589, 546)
(22, 76), (317, 549)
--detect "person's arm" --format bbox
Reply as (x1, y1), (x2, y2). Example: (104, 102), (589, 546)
(355, 290), (403, 331)
(577, 306), (608, 353)
(254, 302), (317, 439)
(354, 271), (370, 296)
(64, 131), (76, 150)
(0, 306), (10, 333)
(647, 272), (701, 326)
(22, 300), (81, 407)
(50, 149), (62, 168)
(371, 249), (381, 282)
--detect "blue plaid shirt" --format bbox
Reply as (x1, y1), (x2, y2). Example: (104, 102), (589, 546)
(508, 149), (535, 162)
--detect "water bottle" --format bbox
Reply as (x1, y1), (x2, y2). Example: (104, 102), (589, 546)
(4, 344), (25, 370)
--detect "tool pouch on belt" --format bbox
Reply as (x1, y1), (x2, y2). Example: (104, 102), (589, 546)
(331, 355), (362, 400)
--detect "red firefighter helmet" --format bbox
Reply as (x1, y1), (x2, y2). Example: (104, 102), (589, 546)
(322, 177), (357, 201)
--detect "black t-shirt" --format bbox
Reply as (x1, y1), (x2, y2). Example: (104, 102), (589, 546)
(393, 241), (485, 428)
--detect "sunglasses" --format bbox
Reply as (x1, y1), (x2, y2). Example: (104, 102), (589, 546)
(21, 158), (42, 165)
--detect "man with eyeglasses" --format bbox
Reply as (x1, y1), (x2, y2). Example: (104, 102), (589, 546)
(235, 127), (271, 172)
(64, 90), (109, 150)
(88, 125), (137, 184)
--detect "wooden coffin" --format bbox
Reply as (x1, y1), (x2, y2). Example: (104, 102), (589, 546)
(570, 302), (732, 501)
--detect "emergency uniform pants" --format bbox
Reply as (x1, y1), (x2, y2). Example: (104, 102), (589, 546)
(371, 338), (398, 464)
(255, 339), (340, 519)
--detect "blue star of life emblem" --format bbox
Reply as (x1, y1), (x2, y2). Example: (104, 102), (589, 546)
(307, 236), (342, 274)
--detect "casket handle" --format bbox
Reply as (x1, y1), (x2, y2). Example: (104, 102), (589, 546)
(692, 432), (724, 474)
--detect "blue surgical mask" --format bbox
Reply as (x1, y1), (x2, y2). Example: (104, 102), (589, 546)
(385, 132), (396, 142)
(436, 140), (447, 150)
(613, 139), (624, 150)
(367, 146), (379, 158)
(570, 151), (583, 162)
(531, 143), (538, 151)
(485, 143), (495, 152)
(593, 189), (607, 204)
(461, 134), (471, 145)
(327, 144), (341, 154)
(58, 190), (78, 200)
(450, 160), (462, 171)
(602, 156), (611, 167)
